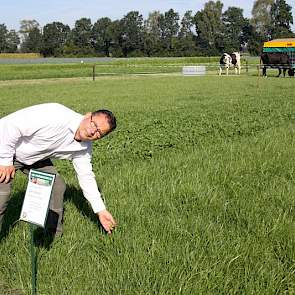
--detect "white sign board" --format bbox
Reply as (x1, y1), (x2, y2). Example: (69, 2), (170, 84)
(20, 169), (55, 228)
(182, 66), (206, 76)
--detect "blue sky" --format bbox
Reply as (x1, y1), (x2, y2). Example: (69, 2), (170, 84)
(2, 0), (295, 30)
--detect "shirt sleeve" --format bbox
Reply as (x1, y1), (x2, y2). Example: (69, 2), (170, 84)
(0, 120), (22, 166)
(72, 152), (106, 213)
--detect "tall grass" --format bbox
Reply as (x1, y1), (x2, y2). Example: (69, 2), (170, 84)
(0, 75), (295, 294)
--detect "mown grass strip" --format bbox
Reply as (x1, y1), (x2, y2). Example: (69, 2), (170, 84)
(0, 53), (41, 59)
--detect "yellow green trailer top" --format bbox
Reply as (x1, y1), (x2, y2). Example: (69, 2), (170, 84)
(263, 38), (295, 68)
(263, 38), (295, 52)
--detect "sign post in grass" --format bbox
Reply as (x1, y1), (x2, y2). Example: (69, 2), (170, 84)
(30, 224), (37, 295)
(20, 169), (56, 295)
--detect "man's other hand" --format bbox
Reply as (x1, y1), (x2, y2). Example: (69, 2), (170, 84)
(0, 165), (15, 183)
(97, 209), (117, 234)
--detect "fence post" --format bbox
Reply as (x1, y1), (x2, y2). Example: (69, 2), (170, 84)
(92, 64), (95, 81)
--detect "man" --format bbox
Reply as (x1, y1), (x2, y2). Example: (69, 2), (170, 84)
(0, 103), (117, 237)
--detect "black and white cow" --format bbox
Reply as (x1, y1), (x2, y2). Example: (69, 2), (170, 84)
(260, 52), (294, 77)
(219, 52), (241, 76)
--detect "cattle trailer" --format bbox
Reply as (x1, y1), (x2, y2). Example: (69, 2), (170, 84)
(263, 38), (295, 69)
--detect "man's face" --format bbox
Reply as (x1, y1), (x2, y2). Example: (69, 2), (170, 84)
(75, 113), (111, 142)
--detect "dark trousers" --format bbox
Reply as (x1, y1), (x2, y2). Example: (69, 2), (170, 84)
(0, 159), (66, 236)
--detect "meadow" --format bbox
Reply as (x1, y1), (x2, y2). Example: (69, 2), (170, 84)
(0, 65), (295, 294)
(0, 56), (260, 80)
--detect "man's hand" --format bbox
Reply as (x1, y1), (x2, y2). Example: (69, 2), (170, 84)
(97, 209), (117, 234)
(0, 165), (15, 183)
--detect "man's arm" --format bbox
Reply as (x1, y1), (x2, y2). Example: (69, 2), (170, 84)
(72, 155), (117, 234)
(0, 119), (22, 183)
(0, 118), (23, 166)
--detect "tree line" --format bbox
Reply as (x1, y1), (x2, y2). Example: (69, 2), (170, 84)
(0, 0), (294, 57)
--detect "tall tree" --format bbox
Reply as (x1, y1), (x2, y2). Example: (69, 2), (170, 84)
(194, 1), (224, 54)
(0, 25), (20, 53)
(242, 20), (263, 55)
(0, 24), (8, 52)
(222, 7), (247, 52)
(108, 20), (124, 57)
(71, 18), (94, 54)
(176, 10), (197, 56)
(179, 10), (195, 38)
(42, 22), (70, 56)
(92, 17), (112, 56)
(120, 11), (144, 57)
(143, 11), (162, 56)
(251, 0), (274, 40)
(21, 26), (42, 52)
(159, 9), (180, 53)
(6, 30), (20, 52)
(19, 19), (39, 42)
(19, 20), (41, 53)
(269, 0), (293, 38)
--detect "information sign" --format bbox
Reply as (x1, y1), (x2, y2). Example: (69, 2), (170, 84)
(20, 169), (55, 228)
(182, 65), (206, 76)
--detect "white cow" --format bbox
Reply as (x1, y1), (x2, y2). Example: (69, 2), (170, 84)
(219, 52), (241, 76)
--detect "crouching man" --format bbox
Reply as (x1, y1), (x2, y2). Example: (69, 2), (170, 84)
(0, 103), (117, 237)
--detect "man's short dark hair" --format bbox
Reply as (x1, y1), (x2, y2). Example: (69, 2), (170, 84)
(92, 109), (116, 132)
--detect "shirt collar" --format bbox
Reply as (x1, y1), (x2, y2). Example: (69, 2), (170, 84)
(69, 114), (83, 134)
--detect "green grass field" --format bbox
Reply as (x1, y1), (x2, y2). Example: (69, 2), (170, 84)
(0, 68), (295, 294)
(0, 56), (261, 80)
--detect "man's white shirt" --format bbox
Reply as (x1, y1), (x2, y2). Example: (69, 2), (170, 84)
(0, 103), (106, 213)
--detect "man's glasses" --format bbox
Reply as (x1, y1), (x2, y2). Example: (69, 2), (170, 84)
(90, 114), (103, 138)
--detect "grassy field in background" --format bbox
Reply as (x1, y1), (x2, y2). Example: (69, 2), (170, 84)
(0, 56), (261, 80)
(0, 57), (220, 80)
(0, 71), (295, 294)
